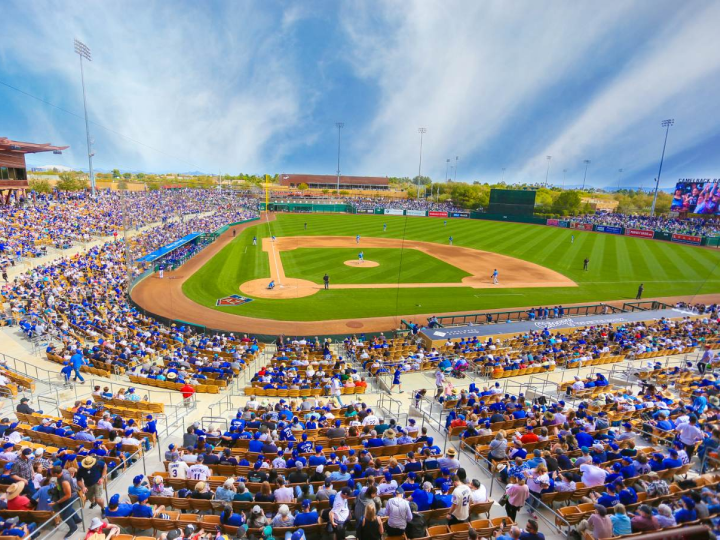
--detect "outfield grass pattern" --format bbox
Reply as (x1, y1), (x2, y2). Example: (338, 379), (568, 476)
(181, 214), (720, 321)
(280, 247), (471, 284)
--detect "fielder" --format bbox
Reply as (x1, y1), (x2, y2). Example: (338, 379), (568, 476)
(358, 251), (364, 263)
(491, 269), (499, 284)
(158, 265), (164, 279)
(252, 236), (257, 246)
(571, 234), (575, 244)
(383, 223), (387, 232)
(356, 234), (361, 244)
(449, 236), (453, 245)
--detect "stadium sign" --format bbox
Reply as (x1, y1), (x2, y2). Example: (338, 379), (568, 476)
(546, 219), (569, 228)
(570, 222), (593, 231)
(384, 208), (404, 215)
(671, 233), (702, 245)
(357, 209), (374, 214)
(428, 211), (448, 217)
(594, 225), (623, 235)
(450, 212), (470, 218)
(625, 228), (654, 239)
(405, 210), (427, 217)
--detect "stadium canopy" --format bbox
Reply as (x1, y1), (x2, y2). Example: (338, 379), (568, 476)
(136, 232), (203, 263)
(0, 137), (68, 154)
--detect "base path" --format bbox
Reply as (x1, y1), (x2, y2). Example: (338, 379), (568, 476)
(131, 214), (720, 335)
(239, 236), (576, 299)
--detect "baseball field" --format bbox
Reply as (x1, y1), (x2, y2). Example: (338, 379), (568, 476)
(170, 213), (720, 322)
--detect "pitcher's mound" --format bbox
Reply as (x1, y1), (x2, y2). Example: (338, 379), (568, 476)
(344, 260), (379, 268)
(240, 278), (319, 299)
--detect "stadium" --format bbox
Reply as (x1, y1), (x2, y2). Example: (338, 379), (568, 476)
(3, 4), (720, 540)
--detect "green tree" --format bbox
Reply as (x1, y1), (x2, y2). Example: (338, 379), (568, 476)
(122, 172), (132, 180)
(56, 172), (79, 191)
(28, 178), (52, 193)
(551, 190), (582, 216)
(146, 182), (160, 191)
(118, 180), (128, 190)
(298, 182), (309, 191)
(136, 173), (145, 180)
(111, 169), (121, 179)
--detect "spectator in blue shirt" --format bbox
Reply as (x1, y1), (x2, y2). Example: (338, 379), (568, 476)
(294, 500), (319, 526)
(106, 494), (134, 517)
(128, 475), (151, 499)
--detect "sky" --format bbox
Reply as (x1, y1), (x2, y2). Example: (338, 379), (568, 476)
(2, 1), (720, 190)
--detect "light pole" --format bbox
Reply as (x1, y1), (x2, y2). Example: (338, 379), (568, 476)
(563, 169), (567, 189)
(544, 156), (552, 187)
(417, 128), (427, 200)
(454, 156), (459, 181)
(74, 38), (96, 197)
(445, 158), (450, 181)
(651, 119), (674, 216)
(617, 168), (624, 192)
(581, 160), (591, 190)
(335, 122), (344, 196)
(501, 168), (506, 183)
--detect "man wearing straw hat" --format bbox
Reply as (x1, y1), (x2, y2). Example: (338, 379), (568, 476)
(5, 482), (32, 510)
(77, 455), (107, 517)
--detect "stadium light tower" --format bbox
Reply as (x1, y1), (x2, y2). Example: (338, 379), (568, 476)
(581, 160), (591, 190)
(502, 167), (506, 182)
(562, 169), (567, 189)
(335, 122), (344, 196)
(544, 156), (552, 187)
(651, 119), (674, 216)
(454, 156), (459, 181)
(445, 158), (450, 181)
(74, 38), (96, 197)
(417, 128), (427, 200)
(617, 168), (624, 192)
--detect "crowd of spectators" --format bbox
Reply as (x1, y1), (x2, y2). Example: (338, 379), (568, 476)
(2, 191), (259, 386)
(349, 197), (464, 213)
(575, 213), (720, 237)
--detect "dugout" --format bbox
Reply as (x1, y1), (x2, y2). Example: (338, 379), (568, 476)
(417, 305), (701, 348)
(136, 232), (214, 271)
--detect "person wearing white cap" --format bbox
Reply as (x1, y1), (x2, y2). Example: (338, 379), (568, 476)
(86, 517), (120, 540)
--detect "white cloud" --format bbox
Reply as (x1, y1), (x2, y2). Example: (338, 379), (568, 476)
(340, 1), (720, 185)
(517, 2), (720, 187)
(2, 2), (305, 173)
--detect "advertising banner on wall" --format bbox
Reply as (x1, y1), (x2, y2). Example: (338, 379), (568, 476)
(358, 209), (375, 214)
(594, 225), (623, 235)
(671, 233), (702, 245)
(557, 220), (570, 228)
(374, 208), (384, 214)
(405, 210), (427, 217)
(428, 211), (448, 217)
(547, 219), (559, 226)
(625, 228), (654, 239)
(451, 212), (470, 218)
(570, 222), (594, 231)
(384, 208), (404, 215)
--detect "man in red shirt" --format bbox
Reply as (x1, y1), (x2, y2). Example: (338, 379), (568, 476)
(519, 427), (539, 445)
(180, 382), (195, 406)
(6, 482), (32, 510)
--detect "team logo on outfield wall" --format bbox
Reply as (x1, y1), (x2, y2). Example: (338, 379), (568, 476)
(216, 295), (253, 306)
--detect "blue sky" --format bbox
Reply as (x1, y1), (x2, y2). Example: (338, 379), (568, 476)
(2, 1), (720, 190)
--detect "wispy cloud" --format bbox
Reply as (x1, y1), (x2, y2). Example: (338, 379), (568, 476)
(1, 1), (306, 173)
(2, 1), (720, 186)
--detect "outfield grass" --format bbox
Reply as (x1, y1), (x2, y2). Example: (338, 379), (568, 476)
(181, 213), (720, 321)
(281, 248), (471, 284)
